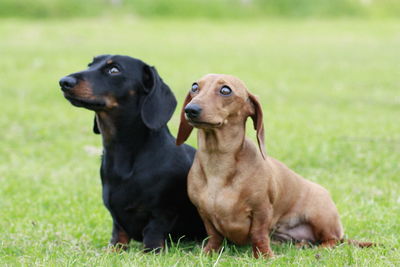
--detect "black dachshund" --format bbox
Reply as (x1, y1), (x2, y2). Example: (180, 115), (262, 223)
(59, 55), (205, 251)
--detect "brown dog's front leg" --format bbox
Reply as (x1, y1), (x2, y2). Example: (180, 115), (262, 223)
(202, 218), (223, 254)
(251, 235), (273, 258)
(250, 212), (274, 258)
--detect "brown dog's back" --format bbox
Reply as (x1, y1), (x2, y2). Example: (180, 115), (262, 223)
(177, 74), (371, 257)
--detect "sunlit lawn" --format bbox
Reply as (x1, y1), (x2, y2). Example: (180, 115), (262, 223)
(0, 17), (399, 266)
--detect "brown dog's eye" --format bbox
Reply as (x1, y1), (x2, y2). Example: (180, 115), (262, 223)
(220, 86), (232, 96)
(191, 83), (199, 93)
(108, 66), (120, 75)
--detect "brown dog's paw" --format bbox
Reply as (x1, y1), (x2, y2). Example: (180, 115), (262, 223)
(253, 249), (274, 259)
(203, 247), (216, 255)
(319, 239), (339, 249)
(252, 243), (274, 259)
(203, 244), (222, 255)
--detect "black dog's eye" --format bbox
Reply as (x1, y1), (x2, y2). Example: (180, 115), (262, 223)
(220, 86), (232, 96)
(108, 66), (120, 75)
(191, 83), (199, 93)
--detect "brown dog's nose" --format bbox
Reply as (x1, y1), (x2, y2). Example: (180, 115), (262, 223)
(185, 104), (202, 119)
(59, 76), (78, 91)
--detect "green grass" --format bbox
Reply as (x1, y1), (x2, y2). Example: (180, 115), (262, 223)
(0, 17), (399, 266)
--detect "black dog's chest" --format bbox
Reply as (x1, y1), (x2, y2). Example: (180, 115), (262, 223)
(102, 181), (150, 239)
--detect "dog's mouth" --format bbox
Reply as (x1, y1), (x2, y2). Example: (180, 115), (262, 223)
(64, 93), (107, 110)
(187, 118), (223, 128)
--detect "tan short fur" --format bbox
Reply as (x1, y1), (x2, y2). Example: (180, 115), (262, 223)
(176, 74), (346, 258)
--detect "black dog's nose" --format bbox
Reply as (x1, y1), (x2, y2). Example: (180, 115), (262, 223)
(59, 76), (78, 91)
(184, 104), (202, 119)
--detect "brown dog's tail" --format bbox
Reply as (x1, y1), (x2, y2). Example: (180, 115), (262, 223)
(341, 239), (375, 248)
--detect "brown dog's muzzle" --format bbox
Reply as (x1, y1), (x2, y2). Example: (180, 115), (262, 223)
(184, 103), (202, 120)
(184, 103), (223, 128)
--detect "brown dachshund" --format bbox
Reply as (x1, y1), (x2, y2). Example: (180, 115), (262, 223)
(176, 74), (372, 258)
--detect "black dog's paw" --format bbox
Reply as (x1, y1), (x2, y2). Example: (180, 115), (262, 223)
(143, 241), (164, 254)
(106, 243), (129, 253)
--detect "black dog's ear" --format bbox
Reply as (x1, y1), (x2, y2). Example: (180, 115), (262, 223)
(141, 65), (177, 131)
(93, 116), (100, 134)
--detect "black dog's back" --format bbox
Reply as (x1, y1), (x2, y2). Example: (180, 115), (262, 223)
(59, 55), (205, 251)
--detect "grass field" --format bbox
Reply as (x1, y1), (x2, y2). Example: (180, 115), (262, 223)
(0, 17), (399, 266)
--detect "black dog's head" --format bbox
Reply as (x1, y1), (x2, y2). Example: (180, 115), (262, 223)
(59, 55), (177, 132)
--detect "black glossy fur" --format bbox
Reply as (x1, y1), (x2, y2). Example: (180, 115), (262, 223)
(59, 55), (205, 251)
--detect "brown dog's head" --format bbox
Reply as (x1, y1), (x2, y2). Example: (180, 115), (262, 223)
(176, 74), (266, 159)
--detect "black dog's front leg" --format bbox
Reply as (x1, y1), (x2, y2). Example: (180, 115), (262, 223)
(142, 213), (178, 253)
(109, 221), (130, 250)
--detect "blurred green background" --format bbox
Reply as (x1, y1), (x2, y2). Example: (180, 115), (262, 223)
(1, 0), (400, 19)
(1, 0), (399, 266)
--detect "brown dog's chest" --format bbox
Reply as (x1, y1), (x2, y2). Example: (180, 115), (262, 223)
(191, 177), (253, 245)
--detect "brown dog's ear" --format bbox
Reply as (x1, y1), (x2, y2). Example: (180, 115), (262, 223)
(176, 93), (193, 145)
(248, 93), (266, 159)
